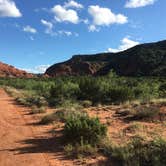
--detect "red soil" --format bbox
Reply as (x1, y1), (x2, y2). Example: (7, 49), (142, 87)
(0, 88), (165, 165)
(0, 89), (75, 166)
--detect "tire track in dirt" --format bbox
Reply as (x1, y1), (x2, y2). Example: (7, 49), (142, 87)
(0, 89), (51, 166)
(0, 89), (75, 166)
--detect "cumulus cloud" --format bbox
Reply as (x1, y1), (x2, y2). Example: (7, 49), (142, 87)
(64, 0), (83, 9)
(23, 25), (37, 34)
(125, 0), (156, 8)
(88, 5), (128, 26)
(23, 64), (50, 74)
(88, 25), (100, 32)
(0, 0), (22, 17)
(58, 30), (72, 36)
(107, 37), (139, 53)
(41, 19), (53, 30)
(51, 5), (79, 24)
(40, 18), (78, 37)
(34, 65), (50, 73)
(41, 19), (55, 35)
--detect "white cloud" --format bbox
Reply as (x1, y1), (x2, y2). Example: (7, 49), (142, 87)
(57, 30), (78, 37)
(82, 19), (89, 24)
(51, 5), (79, 24)
(125, 0), (156, 8)
(23, 64), (50, 74)
(41, 19), (53, 30)
(88, 25), (100, 32)
(88, 5), (128, 26)
(64, 0), (83, 9)
(30, 36), (34, 41)
(40, 18), (78, 37)
(41, 19), (55, 36)
(34, 65), (50, 73)
(23, 25), (37, 34)
(58, 30), (72, 36)
(107, 37), (139, 53)
(0, 0), (22, 17)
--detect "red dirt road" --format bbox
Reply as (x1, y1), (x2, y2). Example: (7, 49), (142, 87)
(0, 89), (75, 166)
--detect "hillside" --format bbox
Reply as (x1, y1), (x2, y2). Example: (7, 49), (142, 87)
(0, 62), (33, 78)
(45, 40), (166, 77)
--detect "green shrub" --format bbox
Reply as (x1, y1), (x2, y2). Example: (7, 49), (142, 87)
(1, 76), (165, 106)
(40, 106), (86, 124)
(64, 143), (97, 158)
(40, 113), (57, 124)
(49, 81), (80, 105)
(31, 106), (46, 114)
(55, 108), (87, 122)
(159, 83), (166, 98)
(15, 95), (47, 107)
(64, 144), (74, 156)
(132, 106), (160, 120)
(109, 137), (166, 166)
(133, 82), (160, 102)
(108, 87), (134, 103)
(57, 100), (82, 110)
(15, 97), (27, 105)
(81, 100), (92, 107)
(26, 96), (47, 107)
(64, 115), (107, 145)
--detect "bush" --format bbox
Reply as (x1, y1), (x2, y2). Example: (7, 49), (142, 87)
(64, 115), (107, 145)
(40, 113), (57, 124)
(15, 97), (28, 105)
(55, 108), (87, 122)
(26, 96), (47, 107)
(64, 143), (97, 158)
(31, 106), (46, 114)
(132, 106), (160, 120)
(1, 76), (164, 106)
(108, 87), (134, 103)
(133, 82), (160, 102)
(57, 100), (82, 110)
(15, 95), (47, 107)
(159, 83), (166, 98)
(81, 100), (92, 108)
(49, 81), (80, 105)
(109, 137), (166, 166)
(40, 106), (86, 124)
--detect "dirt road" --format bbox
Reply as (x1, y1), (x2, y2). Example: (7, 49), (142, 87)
(0, 89), (74, 166)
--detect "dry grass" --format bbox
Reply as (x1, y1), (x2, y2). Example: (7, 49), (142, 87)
(85, 104), (166, 145)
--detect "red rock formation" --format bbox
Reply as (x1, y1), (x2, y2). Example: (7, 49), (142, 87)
(0, 61), (34, 78)
(45, 40), (166, 77)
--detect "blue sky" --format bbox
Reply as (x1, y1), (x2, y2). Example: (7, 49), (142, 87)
(0, 0), (166, 73)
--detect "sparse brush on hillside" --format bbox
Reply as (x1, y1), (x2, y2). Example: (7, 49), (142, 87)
(103, 137), (166, 166)
(116, 106), (161, 121)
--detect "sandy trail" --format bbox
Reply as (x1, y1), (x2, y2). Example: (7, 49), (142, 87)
(0, 89), (74, 166)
